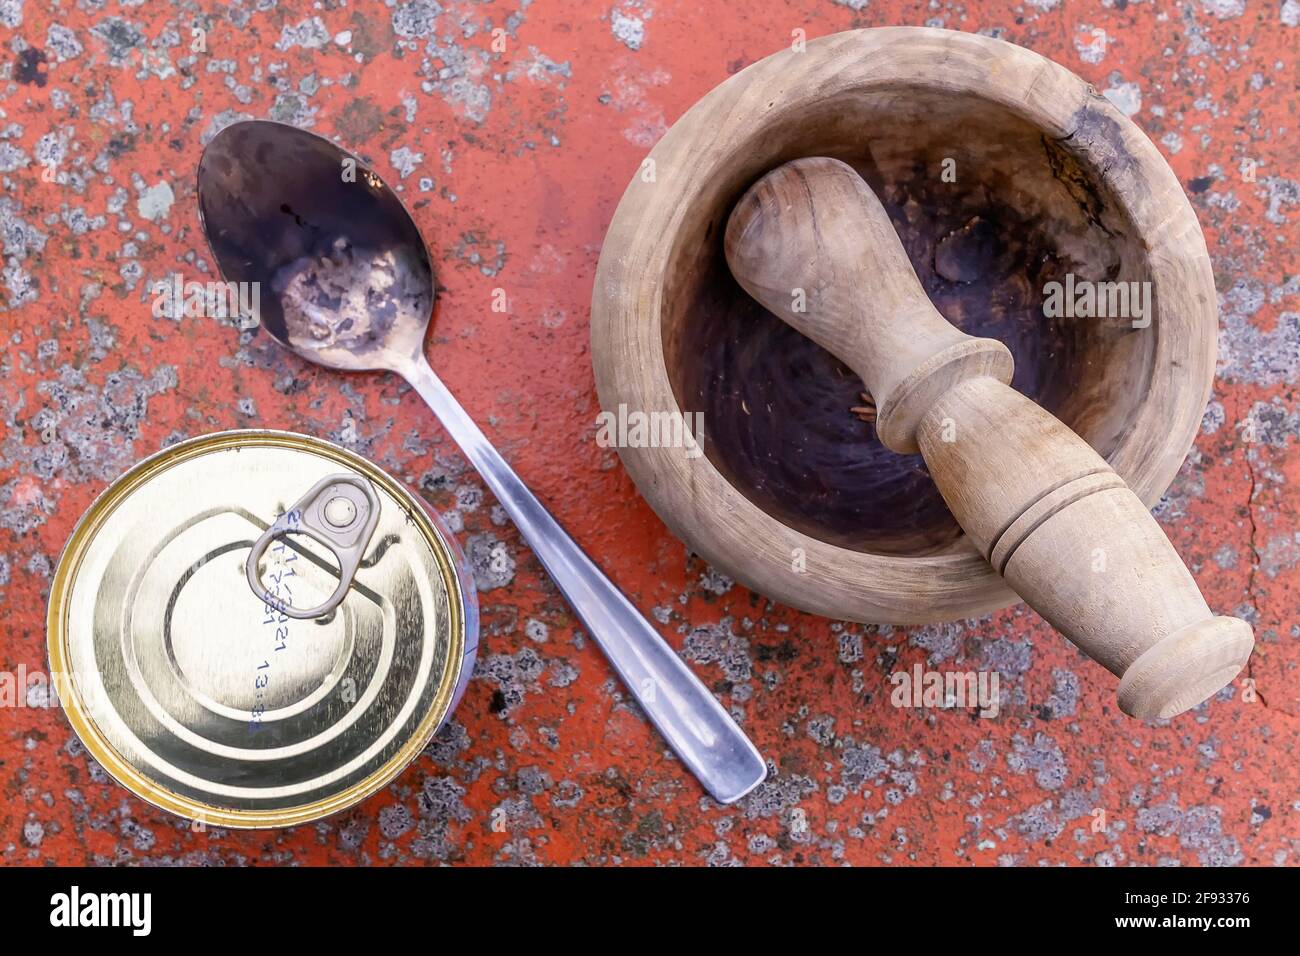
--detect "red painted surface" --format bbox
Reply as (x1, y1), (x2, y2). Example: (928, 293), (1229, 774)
(1, 1), (1296, 865)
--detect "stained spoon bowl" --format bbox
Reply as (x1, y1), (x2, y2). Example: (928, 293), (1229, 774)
(197, 120), (431, 372)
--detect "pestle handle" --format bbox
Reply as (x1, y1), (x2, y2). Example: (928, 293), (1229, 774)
(725, 157), (1016, 455)
(918, 375), (1253, 719)
(725, 157), (1253, 719)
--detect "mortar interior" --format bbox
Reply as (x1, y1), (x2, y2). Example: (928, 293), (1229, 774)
(662, 89), (1156, 557)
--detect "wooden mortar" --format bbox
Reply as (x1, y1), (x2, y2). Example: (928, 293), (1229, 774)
(591, 27), (1219, 629)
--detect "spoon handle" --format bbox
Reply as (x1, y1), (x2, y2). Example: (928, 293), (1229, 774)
(400, 357), (767, 804)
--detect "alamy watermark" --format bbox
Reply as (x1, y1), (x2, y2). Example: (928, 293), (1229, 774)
(890, 663), (1001, 718)
(1, 666), (120, 713)
(595, 403), (704, 459)
(151, 272), (260, 328)
(1043, 273), (1151, 329)
(50, 886), (151, 936)
(0, 664), (72, 709)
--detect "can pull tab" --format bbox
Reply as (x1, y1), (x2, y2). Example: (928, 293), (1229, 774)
(246, 474), (381, 619)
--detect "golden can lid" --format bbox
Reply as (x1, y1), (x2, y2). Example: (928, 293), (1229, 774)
(47, 430), (476, 829)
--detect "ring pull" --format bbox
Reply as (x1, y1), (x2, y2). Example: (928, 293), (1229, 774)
(246, 474), (381, 619)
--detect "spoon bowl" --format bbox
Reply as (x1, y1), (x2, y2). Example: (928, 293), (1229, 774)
(197, 120), (430, 373)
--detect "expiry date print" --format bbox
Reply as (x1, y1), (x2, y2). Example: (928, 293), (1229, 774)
(250, 509), (300, 734)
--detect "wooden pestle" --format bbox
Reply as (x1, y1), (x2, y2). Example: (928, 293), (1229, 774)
(725, 157), (1253, 720)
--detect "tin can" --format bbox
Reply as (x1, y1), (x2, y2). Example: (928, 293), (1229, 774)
(46, 430), (479, 829)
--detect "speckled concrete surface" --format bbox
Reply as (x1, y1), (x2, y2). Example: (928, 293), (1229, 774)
(1, 0), (1296, 866)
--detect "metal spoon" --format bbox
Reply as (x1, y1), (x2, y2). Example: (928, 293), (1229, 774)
(196, 120), (766, 804)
